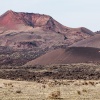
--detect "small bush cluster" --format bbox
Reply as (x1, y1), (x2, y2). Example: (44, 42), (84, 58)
(15, 90), (22, 94)
(48, 90), (61, 99)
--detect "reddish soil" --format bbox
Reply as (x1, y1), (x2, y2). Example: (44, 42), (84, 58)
(0, 10), (68, 33)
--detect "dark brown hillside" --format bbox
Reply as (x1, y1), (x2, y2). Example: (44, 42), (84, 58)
(70, 34), (100, 48)
(26, 47), (100, 65)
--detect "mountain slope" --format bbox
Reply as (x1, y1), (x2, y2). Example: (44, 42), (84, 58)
(25, 47), (100, 65)
(70, 34), (100, 48)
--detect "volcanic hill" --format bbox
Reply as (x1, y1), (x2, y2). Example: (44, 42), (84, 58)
(70, 34), (100, 48)
(0, 10), (96, 66)
(0, 10), (94, 50)
(25, 47), (100, 65)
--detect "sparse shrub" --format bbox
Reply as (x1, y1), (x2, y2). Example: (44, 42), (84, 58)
(7, 83), (13, 87)
(96, 82), (99, 85)
(48, 90), (61, 99)
(4, 92), (8, 96)
(0, 86), (2, 88)
(3, 83), (7, 87)
(16, 90), (22, 94)
(74, 83), (81, 86)
(42, 84), (46, 88)
(82, 89), (87, 93)
(82, 81), (88, 85)
(31, 32), (34, 34)
(48, 82), (55, 87)
(3, 82), (13, 87)
(89, 81), (95, 86)
(77, 90), (81, 95)
(15, 78), (23, 81)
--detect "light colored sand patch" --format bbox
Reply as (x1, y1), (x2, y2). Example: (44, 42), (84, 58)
(0, 79), (100, 100)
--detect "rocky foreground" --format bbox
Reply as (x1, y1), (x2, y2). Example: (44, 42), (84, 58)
(0, 63), (100, 81)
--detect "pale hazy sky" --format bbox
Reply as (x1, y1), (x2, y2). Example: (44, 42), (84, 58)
(0, 0), (100, 31)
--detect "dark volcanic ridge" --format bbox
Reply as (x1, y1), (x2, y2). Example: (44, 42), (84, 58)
(0, 63), (100, 81)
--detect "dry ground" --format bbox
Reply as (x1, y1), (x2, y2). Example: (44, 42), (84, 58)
(0, 79), (100, 100)
(0, 63), (100, 100)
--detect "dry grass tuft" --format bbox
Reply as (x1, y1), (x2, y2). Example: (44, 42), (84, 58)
(82, 81), (88, 85)
(3, 82), (13, 87)
(82, 89), (87, 93)
(77, 90), (81, 95)
(48, 82), (55, 87)
(42, 84), (46, 88)
(15, 78), (23, 81)
(15, 90), (22, 94)
(48, 90), (61, 99)
(89, 81), (95, 86)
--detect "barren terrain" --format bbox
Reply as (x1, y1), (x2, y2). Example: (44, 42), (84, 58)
(0, 79), (100, 100)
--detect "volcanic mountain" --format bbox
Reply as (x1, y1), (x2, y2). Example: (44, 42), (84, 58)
(0, 10), (94, 50)
(0, 10), (96, 66)
(0, 10), (69, 33)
